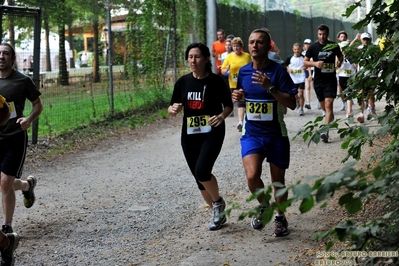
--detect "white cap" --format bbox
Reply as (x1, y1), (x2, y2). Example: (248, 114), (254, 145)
(304, 39), (311, 44)
(361, 32), (372, 40)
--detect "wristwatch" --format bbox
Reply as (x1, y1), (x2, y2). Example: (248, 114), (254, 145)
(269, 85), (277, 93)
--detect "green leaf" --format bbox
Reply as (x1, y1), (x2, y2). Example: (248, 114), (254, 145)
(247, 187), (271, 202)
(312, 177), (325, 190)
(292, 183), (312, 199)
(343, 2), (361, 17)
(316, 183), (330, 202)
(238, 213), (247, 221)
(271, 182), (285, 188)
(277, 198), (294, 212)
(339, 193), (362, 214)
(335, 226), (348, 241)
(339, 193), (353, 205)
(372, 166), (382, 179)
(314, 116), (324, 123)
(325, 171), (345, 185)
(311, 132), (321, 144)
(299, 197), (314, 213)
(326, 241), (334, 251)
(375, 125), (391, 135)
(341, 137), (352, 149)
(304, 175), (320, 182)
(383, 211), (393, 219)
(359, 125), (370, 135)
(260, 208), (274, 225)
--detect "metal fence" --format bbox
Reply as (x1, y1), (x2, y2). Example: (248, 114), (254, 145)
(216, 4), (368, 60)
(0, 5), (41, 143)
(0, 2), (371, 144)
(0, 6), (174, 143)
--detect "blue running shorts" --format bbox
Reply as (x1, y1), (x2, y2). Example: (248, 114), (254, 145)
(240, 134), (290, 169)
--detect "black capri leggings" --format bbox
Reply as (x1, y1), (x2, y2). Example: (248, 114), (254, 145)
(182, 131), (225, 190)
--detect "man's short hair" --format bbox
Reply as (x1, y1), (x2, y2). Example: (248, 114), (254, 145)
(250, 29), (271, 50)
(317, 24), (329, 36)
(226, 34), (235, 40)
(217, 29), (225, 35)
(253, 28), (272, 42)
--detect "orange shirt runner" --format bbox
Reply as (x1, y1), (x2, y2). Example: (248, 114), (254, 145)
(212, 40), (226, 74)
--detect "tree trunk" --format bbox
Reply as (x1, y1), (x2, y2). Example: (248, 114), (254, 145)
(58, 0), (69, 85)
(7, 0), (15, 68)
(67, 9), (75, 70)
(92, 20), (100, 83)
(44, 13), (52, 72)
(68, 24), (75, 69)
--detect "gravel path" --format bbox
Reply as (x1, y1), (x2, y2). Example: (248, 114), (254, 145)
(8, 92), (382, 266)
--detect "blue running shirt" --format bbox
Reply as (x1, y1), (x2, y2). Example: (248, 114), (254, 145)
(237, 60), (297, 137)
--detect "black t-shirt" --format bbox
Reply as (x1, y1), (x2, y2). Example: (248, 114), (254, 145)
(170, 72), (233, 142)
(305, 41), (342, 83)
(0, 70), (41, 139)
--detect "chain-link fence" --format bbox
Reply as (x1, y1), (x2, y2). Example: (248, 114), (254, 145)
(0, 2), (372, 144)
(0, 5), (41, 143)
(216, 4), (368, 60)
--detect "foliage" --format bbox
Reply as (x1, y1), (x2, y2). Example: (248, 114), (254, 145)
(232, 0), (399, 259)
(234, 0), (260, 12)
(293, 9), (301, 43)
(124, 0), (202, 89)
(25, 81), (172, 138)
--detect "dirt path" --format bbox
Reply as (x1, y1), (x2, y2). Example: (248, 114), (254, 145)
(9, 92), (383, 265)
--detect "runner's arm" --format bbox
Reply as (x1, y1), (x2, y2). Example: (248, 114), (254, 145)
(270, 89), (296, 111)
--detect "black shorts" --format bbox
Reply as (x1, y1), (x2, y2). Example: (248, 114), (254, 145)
(0, 130), (27, 178)
(182, 130), (225, 190)
(295, 82), (305, 90)
(339, 76), (349, 91)
(314, 80), (337, 102)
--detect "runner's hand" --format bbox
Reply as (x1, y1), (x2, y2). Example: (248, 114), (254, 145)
(315, 61), (324, 69)
(168, 103), (183, 116)
(16, 117), (31, 130)
(232, 89), (244, 102)
(208, 115), (223, 127)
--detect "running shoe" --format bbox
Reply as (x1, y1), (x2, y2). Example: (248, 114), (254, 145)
(340, 102), (346, 111)
(0, 232), (19, 266)
(237, 121), (243, 132)
(274, 216), (290, 237)
(357, 113), (364, 123)
(208, 197), (226, 231)
(251, 205), (269, 230)
(1, 226), (12, 234)
(320, 132), (329, 143)
(367, 107), (376, 115)
(298, 109), (304, 116)
(321, 110), (326, 117)
(22, 175), (37, 208)
(304, 103), (311, 110)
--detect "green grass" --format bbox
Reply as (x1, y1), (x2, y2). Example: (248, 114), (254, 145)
(25, 81), (173, 139)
